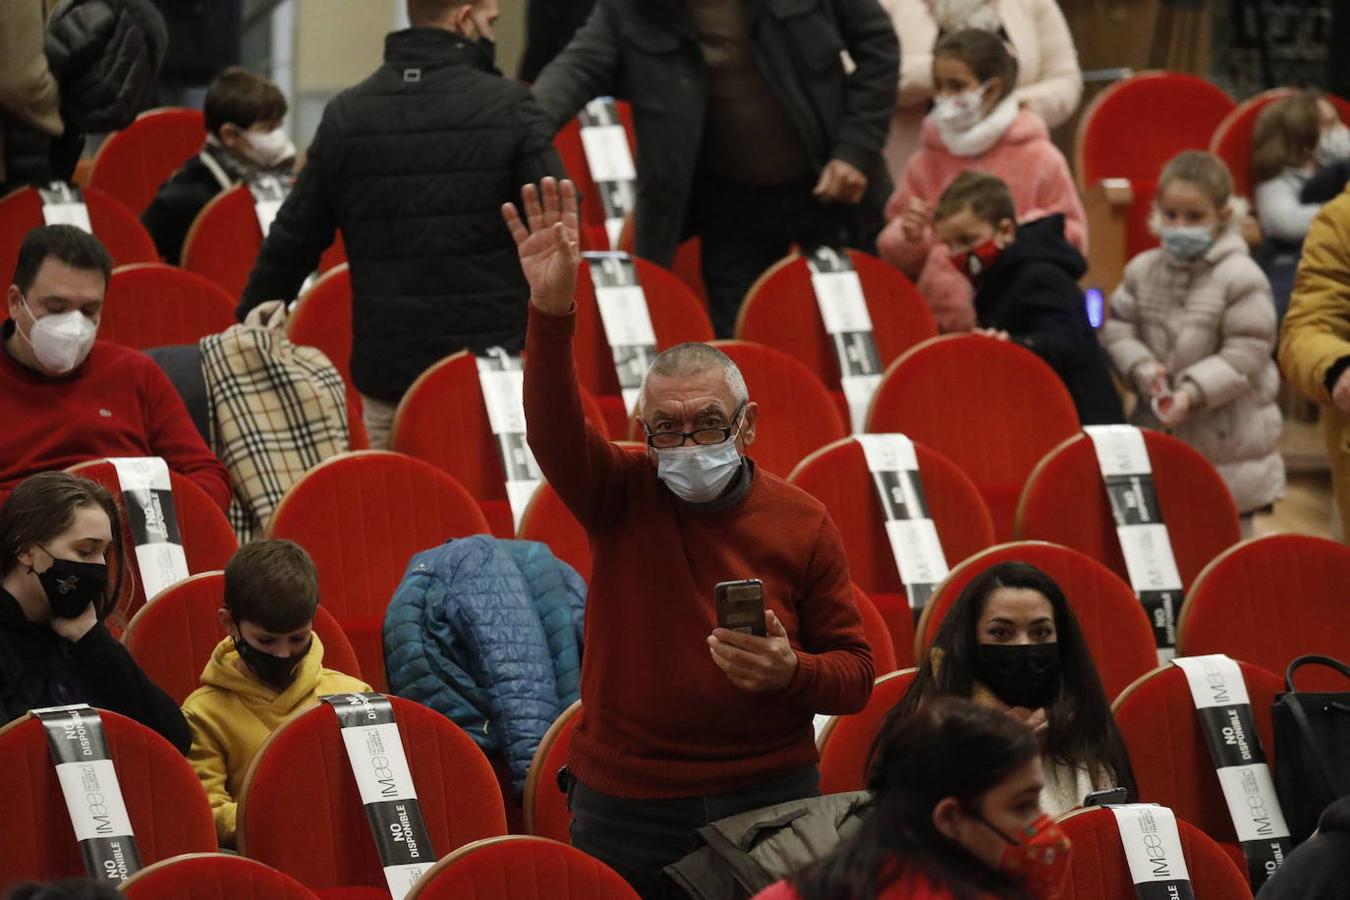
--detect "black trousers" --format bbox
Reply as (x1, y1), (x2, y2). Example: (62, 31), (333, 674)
(691, 174), (866, 339)
(569, 765), (821, 900)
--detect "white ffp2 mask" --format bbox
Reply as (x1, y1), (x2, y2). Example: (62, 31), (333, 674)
(656, 441), (743, 503)
(20, 297), (97, 374)
(243, 127), (296, 169)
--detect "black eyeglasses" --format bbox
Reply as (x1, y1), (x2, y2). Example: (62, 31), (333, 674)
(644, 402), (746, 450)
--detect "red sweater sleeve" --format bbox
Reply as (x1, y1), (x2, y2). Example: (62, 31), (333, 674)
(140, 360), (232, 511)
(783, 513), (874, 715)
(523, 303), (636, 529)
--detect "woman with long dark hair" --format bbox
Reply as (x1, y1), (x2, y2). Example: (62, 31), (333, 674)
(895, 561), (1135, 814)
(0, 471), (189, 752)
(757, 696), (1071, 899)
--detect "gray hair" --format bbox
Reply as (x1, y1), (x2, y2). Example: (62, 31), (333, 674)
(639, 343), (749, 415)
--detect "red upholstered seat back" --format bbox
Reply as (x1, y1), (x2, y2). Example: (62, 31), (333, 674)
(1113, 661), (1281, 861)
(1209, 89), (1296, 201)
(407, 836), (639, 900)
(573, 256), (715, 436)
(66, 459), (238, 627)
(181, 185), (346, 300)
(1056, 806), (1252, 899)
(735, 250), (936, 400)
(552, 100), (637, 251)
(1178, 535), (1350, 691)
(123, 571), (362, 705)
(712, 340), (848, 478)
(0, 711), (216, 888)
(99, 263), (237, 350)
(0, 187), (157, 297)
(265, 451), (490, 690)
(1017, 430), (1240, 590)
(854, 585), (900, 675)
(121, 852), (319, 899)
(917, 542), (1157, 699)
(238, 695), (507, 891)
(817, 669), (918, 795)
(789, 437), (995, 663)
(289, 263), (354, 395)
(391, 352), (610, 538)
(524, 701), (582, 844)
(517, 481), (592, 583)
(866, 335), (1080, 541)
(88, 107), (206, 216)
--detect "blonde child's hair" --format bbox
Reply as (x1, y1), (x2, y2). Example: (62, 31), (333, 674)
(1158, 150), (1234, 213)
(1251, 91), (1322, 185)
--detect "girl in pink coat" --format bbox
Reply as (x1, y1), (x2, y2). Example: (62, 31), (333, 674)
(877, 29), (1086, 332)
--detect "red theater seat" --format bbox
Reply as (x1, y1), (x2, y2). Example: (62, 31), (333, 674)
(0, 710), (216, 887)
(1210, 91), (1350, 202)
(789, 437), (995, 663)
(266, 451), (491, 691)
(405, 836), (638, 899)
(712, 341), (847, 478)
(553, 100), (637, 252)
(122, 571), (361, 705)
(1056, 806), (1252, 899)
(916, 542), (1157, 699)
(391, 352), (610, 538)
(181, 185), (345, 300)
(573, 255), (714, 436)
(736, 250), (935, 419)
(817, 669), (918, 794)
(523, 701), (582, 845)
(1178, 534), (1350, 691)
(99, 263), (236, 350)
(88, 107), (206, 216)
(1113, 661), (1282, 875)
(0, 186), (157, 292)
(66, 459), (238, 628)
(1016, 429), (1241, 590)
(289, 264), (354, 397)
(854, 585), (900, 676)
(866, 335), (1080, 541)
(237, 695), (507, 895)
(121, 852), (320, 899)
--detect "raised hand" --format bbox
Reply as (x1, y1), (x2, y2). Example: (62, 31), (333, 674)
(502, 177), (580, 315)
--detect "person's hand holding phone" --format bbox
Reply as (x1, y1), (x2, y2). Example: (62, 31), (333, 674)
(708, 610), (798, 692)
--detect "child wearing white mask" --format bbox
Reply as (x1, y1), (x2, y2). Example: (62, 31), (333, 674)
(1251, 91), (1350, 323)
(876, 29), (1085, 333)
(1103, 151), (1285, 535)
(142, 67), (296, 265)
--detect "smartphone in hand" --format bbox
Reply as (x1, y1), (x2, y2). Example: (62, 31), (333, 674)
(715, 579), (766, 637)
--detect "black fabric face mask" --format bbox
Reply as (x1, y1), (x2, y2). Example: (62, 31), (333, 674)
(34, 546), (107, 620)
(974, 642), (1061, 709)
(234, 636), (311, 692)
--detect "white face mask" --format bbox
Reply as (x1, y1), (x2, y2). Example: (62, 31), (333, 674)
(18, 295), (98, 375)
(932, 82), (990, 133)
(656, 440), (743, 504)
(242, 127), (296, 169)
(1316, 124), (1350, 167)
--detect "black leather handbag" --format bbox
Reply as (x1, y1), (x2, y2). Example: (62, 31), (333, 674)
(1272, 655), (1350, 843)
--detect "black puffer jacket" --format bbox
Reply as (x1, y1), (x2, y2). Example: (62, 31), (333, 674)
(239, 29), (565, 403)
(974, 214), (1125, 426)
(45, 0), (167, 133)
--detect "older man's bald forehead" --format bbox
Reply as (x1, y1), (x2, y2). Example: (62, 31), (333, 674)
(640, 366), (741, 420)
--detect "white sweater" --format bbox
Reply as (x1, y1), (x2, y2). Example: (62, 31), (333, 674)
(1255, 168), (1321, 243)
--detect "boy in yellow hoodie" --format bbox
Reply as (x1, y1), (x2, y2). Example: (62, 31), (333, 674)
(181, 539), (369, 847)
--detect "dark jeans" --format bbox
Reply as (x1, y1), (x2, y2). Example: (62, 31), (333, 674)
(569, 765), (821, 900)
(691, 174), (867, 338)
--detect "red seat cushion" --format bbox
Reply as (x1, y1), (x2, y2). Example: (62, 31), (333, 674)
(408, 836), (638, 899)
(88, 108), (207, 216)
(100, 263), (237, 350)
(122, 852), (320, 899)
(818, 670), (917, 794)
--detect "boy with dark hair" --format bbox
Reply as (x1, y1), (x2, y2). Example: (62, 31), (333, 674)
(933, 171), (1124, 425)
(141, 66), (294, 264)
(182, 539), (368, 848)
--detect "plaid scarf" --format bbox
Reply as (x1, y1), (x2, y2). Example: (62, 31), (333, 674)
(200, 325), (351, 542)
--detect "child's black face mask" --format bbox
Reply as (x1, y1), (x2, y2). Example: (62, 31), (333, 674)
(234, 635), (311, 692)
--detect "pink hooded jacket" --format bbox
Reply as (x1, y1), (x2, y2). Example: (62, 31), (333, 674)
(877, 109), (1087, 332)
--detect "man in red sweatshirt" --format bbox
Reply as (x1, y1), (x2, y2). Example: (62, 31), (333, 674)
(2, 225), (231, 510)
(505, 177), (874, 898)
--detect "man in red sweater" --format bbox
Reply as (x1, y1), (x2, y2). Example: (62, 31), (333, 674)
(505, 177), (874, 898)
(2, 225), (231, 510)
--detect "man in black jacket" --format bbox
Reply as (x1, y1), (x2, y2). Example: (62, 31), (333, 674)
(934, 171), (1124, 426)
(238, 0), (564, 448)
(1257, 795), (1350, 899)
(532, 0), (899, 337)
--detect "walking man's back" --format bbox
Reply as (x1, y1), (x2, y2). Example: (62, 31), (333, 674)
(239, 0), (564, 447)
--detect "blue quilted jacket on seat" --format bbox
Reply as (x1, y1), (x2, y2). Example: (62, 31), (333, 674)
(383, 535), (585, 795)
